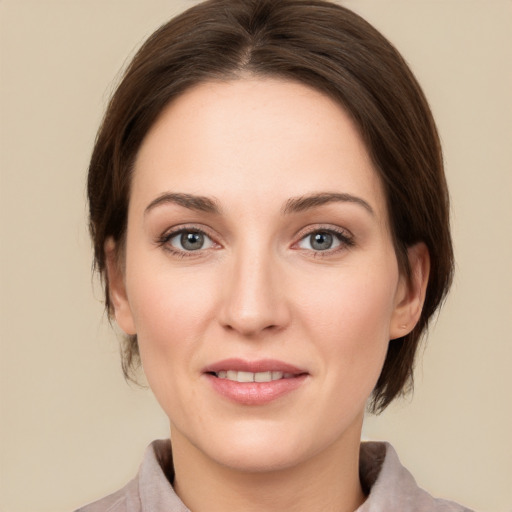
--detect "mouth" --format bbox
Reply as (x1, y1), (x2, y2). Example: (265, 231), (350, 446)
(203, 358), (307, 380)
(212, 370), (297, 382)
(203, 359), (308, 405)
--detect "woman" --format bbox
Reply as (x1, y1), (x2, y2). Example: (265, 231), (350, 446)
(79, 0), (471, 510)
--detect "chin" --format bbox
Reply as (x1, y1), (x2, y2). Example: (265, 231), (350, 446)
(211, 439), (308, 473)
(186, 418), (339, 474)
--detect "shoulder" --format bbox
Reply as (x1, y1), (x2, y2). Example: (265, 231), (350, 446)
(74, 439), (188, 512)
(74, 478), (139, 512)
(358, 442), (475, 512)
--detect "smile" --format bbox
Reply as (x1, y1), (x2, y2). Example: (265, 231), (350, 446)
(203, 359), (308, 405)
(215, 370), (296, 382)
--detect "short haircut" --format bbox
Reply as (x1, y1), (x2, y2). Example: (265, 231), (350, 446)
(88, 0), (454, 413)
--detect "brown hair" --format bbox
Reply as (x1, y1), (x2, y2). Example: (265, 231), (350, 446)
(88, 0), (453, 413)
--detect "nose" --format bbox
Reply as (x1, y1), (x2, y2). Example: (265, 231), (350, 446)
(218, 246), (291, 337)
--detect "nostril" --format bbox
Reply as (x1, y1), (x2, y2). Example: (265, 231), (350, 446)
(222, 321), (281, 335)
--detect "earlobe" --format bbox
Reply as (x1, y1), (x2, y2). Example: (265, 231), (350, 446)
(389, 243), (430, 340)
(105, 238), (137, 335)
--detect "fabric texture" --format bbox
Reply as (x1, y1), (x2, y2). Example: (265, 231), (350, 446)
(75, 440), (473, 512)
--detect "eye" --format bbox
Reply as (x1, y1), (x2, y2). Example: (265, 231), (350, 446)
(296, 229), (353, 252)
(166, 229), (216, 252)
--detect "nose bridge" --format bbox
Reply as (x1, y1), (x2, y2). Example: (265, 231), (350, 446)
(219, 238), (289, 336)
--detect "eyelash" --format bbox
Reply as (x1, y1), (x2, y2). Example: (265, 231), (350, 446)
(156, 225), (219, 258)
(156, 225), (354, 258)
(294, 226), (355, 256)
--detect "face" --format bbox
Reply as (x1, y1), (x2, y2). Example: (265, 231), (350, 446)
(108, 79), (424, 474)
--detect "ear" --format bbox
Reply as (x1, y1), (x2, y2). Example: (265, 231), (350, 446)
(389, 242), (430, 340)
(105, 238), (137, 335)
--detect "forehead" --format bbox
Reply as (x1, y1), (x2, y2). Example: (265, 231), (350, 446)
(132, 78), (386, 220)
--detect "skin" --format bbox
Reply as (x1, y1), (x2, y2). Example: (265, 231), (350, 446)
(106, 78), (429, 512)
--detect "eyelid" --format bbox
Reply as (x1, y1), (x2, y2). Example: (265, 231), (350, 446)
(169, 230), (216, 250)
(155, 223), (354, 257)
(156, 224), (222, 255)
(292, 224), (355, 252)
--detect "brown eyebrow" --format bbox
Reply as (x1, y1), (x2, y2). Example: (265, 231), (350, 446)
(282, 192), (374, 216)
(144, 192), (221, 215)
(145, 191), (373, 217)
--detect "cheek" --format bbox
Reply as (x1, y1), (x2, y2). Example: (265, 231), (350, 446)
(304, 258), (397, 328)
(125, 269), (217, 421)
(299, 260), (398, 381)
(124, 258), (218, 379)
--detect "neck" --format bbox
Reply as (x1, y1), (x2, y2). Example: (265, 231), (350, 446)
(170, 421), (365, 512)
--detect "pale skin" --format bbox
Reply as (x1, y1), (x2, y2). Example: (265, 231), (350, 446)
(106, 78), (430, 512)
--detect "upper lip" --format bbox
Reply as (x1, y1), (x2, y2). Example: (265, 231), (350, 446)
(203, 358), (307, 375)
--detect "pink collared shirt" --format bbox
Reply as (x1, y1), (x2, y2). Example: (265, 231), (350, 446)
(76, 440), (474, 512)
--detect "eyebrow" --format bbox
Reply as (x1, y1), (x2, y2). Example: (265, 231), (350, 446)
(283, 192), (374, 216)
(144, 192), (221, 215)
(144, 191), (374, 217)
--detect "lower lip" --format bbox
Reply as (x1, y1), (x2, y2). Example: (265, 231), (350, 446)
(205, 374), (308, 405)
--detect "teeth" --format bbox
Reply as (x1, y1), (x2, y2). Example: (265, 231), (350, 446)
(216, 370), (287, 382)
(255, 371), (272, 382)
(237, 371), (254, 383)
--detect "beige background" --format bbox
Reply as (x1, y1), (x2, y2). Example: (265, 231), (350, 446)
(1, 1), (511, 511)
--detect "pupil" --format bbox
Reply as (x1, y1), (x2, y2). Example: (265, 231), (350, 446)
(181, 232), (203, 250)
(311, 232), (332, 250)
